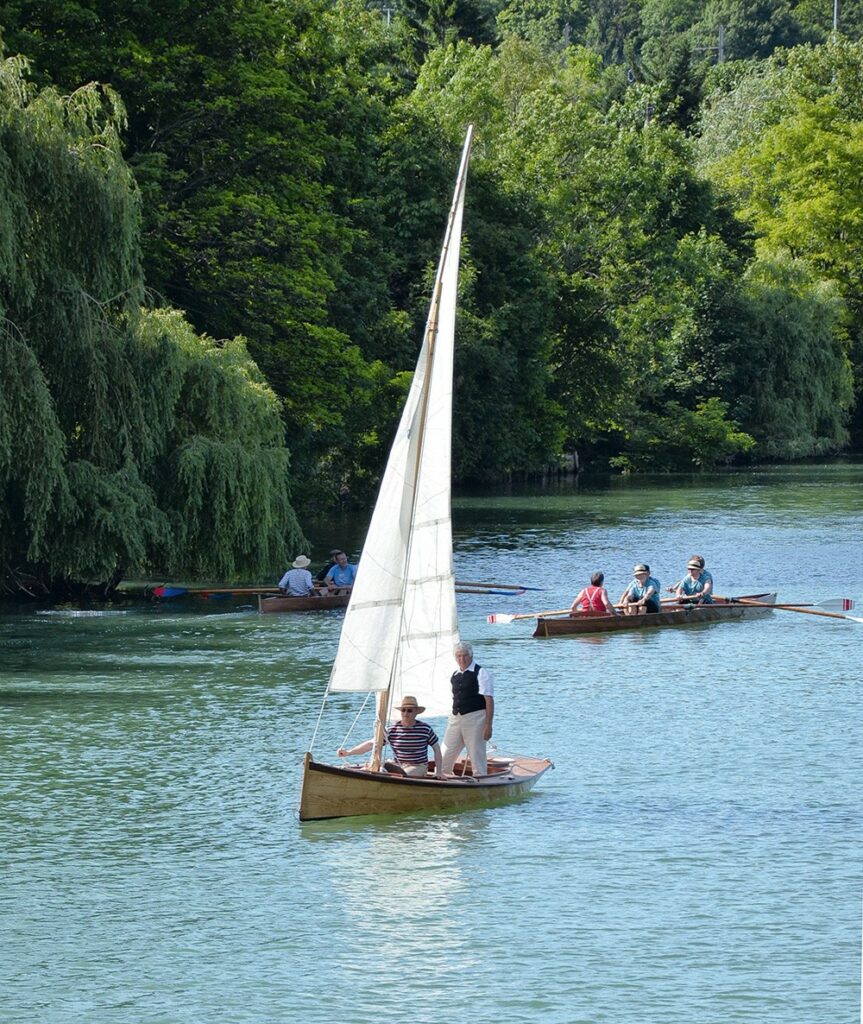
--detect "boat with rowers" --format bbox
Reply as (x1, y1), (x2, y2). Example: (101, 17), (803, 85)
(299, 126), (552, 821)
(532, 592), (778, 637)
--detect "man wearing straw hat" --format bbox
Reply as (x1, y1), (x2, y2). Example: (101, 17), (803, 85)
(337, 697), (445, 779)
(278, 555), (315, 596)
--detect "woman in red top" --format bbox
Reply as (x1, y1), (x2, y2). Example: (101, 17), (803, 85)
(570, 571), (617, 616)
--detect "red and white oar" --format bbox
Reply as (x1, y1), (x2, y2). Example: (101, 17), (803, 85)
(734, 597), (863, 623)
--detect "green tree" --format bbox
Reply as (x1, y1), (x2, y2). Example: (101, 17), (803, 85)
(697, 39), (863, 438)
(0, 57), (303, 595)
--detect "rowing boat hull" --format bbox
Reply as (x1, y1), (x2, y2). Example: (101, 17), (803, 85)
(259, 593), (350, 613)
(298, 752), (553, 821)
(533, 593), (778, 637)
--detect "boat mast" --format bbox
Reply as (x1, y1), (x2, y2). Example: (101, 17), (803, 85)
(369, 124), (473, 772)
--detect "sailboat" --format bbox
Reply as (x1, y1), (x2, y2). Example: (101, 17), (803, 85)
(299, 126), (552, 822)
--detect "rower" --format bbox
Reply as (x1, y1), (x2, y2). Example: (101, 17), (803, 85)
(620, 564), (661, 614)
(675, 557), (714, 604)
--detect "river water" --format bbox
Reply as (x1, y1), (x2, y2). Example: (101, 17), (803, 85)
(1, 464), (861, 1023)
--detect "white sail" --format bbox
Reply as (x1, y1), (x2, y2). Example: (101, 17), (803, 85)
(327, 127), (473, 718)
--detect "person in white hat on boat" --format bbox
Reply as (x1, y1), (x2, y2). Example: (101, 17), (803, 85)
(278, 555), (315, 597)
(337, 696), (444, 779)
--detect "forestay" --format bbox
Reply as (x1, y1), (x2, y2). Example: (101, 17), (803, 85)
(327, 128), (473, 718)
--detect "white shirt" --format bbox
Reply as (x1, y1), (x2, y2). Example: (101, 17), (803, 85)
(465, 660), (494, 697)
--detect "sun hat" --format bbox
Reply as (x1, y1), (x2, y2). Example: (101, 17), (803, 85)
(395, 695), (425, 713)
(633, 563), (650, 574)
(687, 559), (702, 569)
(292, 555), (312, 569)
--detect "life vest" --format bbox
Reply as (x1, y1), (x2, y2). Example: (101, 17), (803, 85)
(450, 664), (487, 716)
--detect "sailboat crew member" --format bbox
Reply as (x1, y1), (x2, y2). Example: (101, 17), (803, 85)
(337, 696), (444, 779)
(441, 642), (495, 777)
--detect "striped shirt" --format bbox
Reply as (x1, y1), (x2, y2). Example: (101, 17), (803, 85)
(278, 567), (313, 596)
(386, 720), (439, 765)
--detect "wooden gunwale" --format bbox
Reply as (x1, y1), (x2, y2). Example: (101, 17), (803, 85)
(533, 592), (777, 638)
(259, 593), (350, 613)
(299, 752), (553, 821)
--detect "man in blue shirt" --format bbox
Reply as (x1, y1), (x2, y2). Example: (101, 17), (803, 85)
(325, 550), (357, 591)
(675, 558), (714, 603)
(620, 563), (661, 613)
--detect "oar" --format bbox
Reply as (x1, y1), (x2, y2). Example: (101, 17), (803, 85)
(456, 579), (543, 591)
(488, 607), (571, 624)
(458, 589), (528, 598)
(734, 596), (863, 623)
(152, 585), (279, 598)
(781, 598), (854, 611)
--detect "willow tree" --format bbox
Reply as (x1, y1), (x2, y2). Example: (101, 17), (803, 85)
(0, 57), (303, 596)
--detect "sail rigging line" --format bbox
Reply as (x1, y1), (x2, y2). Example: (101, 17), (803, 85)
(369, 125), (474, 770)
(306, 687), (331, 755)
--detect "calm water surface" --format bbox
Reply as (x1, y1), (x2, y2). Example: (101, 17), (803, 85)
(2, 464), (862, 1023)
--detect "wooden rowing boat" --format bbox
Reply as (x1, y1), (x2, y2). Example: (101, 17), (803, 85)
(300, 752), (553, 821)
(258, 593), (350, 613)
(532, 592), (778, 637)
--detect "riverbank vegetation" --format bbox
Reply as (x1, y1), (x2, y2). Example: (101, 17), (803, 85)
(0, 1), (860, 591)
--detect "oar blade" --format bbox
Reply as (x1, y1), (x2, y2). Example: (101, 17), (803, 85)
(487, 613), (516, 625)
(820, 597), (855, 611)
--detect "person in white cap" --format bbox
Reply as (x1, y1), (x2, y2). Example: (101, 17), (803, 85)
(619, 564), (661, 614)
(278, 555), (314, 596)
(337, 696), (444, 779)
(674, 557), (714, 604)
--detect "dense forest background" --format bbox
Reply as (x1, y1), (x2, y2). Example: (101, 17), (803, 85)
(1, 0), (862, 591)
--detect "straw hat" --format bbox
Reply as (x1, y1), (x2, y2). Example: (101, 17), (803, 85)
(687, 559), (702, 570)
(395, 695), (425, 713)
(292, 555), (312, 569)
(633, 563), (650, 574)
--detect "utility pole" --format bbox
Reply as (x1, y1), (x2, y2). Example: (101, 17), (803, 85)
(833, 0), (839, 35)
(693, 24), (725, 64)
(382, 4), (395, 25)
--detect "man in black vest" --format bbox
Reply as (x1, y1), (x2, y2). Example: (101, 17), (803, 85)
(440, 641), (495, 777)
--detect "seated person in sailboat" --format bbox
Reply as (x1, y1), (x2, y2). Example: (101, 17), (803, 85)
(619, 564), (661, 613)
(324, 551), (357, 591)
(336, 696), (444, 779)
(570, 571), (617, 616)
(674, 558), (714, 603)
(441, 643), (494, 777)
(278, 555), (315, 596)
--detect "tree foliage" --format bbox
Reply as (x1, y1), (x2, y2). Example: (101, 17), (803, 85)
(0, 0), (861, 567)
(0, 57), (302, 594)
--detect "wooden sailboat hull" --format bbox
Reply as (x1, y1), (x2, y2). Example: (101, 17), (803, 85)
(533, 592), (777, 637)
(259, 593), (350, 613)
(299, 752), (553, 821)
